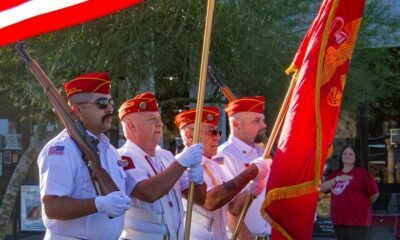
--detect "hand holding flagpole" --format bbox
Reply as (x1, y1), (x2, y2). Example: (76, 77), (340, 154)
(184, 0), (216, 239)
(231, 73), (298, 240)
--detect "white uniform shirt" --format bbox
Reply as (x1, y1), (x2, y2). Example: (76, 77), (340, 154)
(178, 153), (229, 240)
(217, 135), (271, 236)
(37, 129), (127, 240)
(118, 141), (188, 239)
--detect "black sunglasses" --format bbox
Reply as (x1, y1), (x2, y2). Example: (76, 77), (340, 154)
(207, 129), (222, 136)
(76, 97), (114, 109)
(195, 128), (221, 136)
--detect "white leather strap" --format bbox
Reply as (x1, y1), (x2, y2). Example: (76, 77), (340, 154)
(140, 153), (180, 240)
(192, 210), (213, 231)
(44, 231), (81, 240)
(125, 206), (164, 225)
(158, 155), (181, 240)
(121, 229), (169, 240)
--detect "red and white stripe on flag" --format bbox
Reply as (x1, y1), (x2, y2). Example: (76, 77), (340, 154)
(0, 0), (143, 47)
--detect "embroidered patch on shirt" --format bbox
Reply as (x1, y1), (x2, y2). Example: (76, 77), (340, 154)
(48, 146), (65, 155)
(331, 180), (350, 195)
(212, 156), (224, 164)
(119, 156), (135, 171)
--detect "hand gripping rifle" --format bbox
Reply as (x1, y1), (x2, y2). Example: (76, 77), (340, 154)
(16, 42), (119, 196)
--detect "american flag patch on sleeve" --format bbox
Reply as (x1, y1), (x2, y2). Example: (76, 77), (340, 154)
(48, 146), (65, 155)
(212, 156), (224, 165)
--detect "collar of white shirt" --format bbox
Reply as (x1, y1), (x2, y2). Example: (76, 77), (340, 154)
(229, 135), (259, 156)
(85, 130), (110, 149)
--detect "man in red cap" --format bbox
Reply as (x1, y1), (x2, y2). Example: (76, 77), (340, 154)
(118, 92), (206, 240)
(218, 96), (272, 239)
(37, 72), (132, 240)
(175, 106), (270, 240)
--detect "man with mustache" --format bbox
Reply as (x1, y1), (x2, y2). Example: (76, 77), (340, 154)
(37, 72), (132, 240)
(117, 92), (206, 240)
(217, 96), (272, 240)
(175, 106), (270, 240)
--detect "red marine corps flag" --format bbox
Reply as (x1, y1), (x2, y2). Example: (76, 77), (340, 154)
(0, 0), (143, 47)
(262, 0), (366, 239)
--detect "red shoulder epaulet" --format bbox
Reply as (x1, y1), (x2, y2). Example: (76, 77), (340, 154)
(118, 156), (135, 171)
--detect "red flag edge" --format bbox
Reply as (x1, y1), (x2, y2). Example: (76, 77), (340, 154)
(261, 0), (341, 239)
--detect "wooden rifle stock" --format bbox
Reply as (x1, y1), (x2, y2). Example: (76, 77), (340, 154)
(207, 65), (236, 102)
(15, 42), (119, 196)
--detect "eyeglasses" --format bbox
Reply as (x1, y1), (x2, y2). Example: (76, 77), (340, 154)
(206, 129), (222, 136)
(76, 97), (114, 110)
(189, 128), (221, 136)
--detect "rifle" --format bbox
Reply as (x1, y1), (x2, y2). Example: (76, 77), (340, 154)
(207, 64), (255, 240)
(207, 64), (236, 102)
(16, 42), (119, 196)
(208, 65), (293, 240)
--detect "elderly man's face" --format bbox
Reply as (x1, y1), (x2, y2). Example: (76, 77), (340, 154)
(132, 111), (164, 147)
(187, 123), (220, 159)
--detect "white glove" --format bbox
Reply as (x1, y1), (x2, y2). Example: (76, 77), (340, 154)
(95, 191), (132, 217)
(250, 157), (272, 181)
(188, 164), (204, 184)
(247, 178), (267, 196)
(176, 143), (203, 168)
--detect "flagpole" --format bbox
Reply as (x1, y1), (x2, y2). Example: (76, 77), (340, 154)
(184, 0), (215, 239)
(232, 72), (298, 240)
(262, 71), (298, 159)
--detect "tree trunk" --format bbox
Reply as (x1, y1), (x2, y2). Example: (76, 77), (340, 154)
(386, 138), (395, 183)
(0, 132), (51, 240)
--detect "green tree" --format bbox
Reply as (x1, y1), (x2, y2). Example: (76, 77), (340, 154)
(0, 0), (398, 238)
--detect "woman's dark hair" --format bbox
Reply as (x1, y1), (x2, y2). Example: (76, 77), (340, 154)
(338, 144), (364, 169)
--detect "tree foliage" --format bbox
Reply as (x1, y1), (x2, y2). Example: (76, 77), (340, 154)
(0, 0), (398, 132)
(0, 0), (398, 237)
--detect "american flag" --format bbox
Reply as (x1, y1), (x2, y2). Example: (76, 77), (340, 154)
(48, 145), (65, 155)
(212, 156), (224, 165)
(0, 0), (143, 47)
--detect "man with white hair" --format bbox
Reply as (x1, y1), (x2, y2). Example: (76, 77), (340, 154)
(118, 92), (206, 240)
(218, 96), (272, 240)
(175, 106), (270, 240)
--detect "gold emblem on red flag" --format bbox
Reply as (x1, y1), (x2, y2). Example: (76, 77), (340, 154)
(322, 18), (362, 87)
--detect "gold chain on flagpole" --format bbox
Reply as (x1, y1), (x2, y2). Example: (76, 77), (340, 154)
(232, 72), (298, 240)
(184, 0), (216, 239)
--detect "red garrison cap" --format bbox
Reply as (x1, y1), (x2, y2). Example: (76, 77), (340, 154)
(175, 106), (220, 130)
(119, 92), (159, 120)
(225, 96), (265, 117)
(64, 72), (110, 98)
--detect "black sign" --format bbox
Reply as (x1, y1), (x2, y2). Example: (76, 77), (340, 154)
(313, 216), (335, 237)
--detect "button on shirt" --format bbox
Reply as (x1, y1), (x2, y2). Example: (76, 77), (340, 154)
(118, 141), (188, 236)
(217, 135), (271, 236)
(37, 129), (127, 240)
